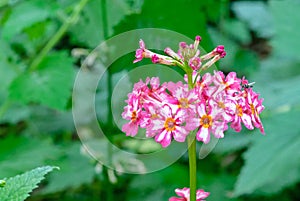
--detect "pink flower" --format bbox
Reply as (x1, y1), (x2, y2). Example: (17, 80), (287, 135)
(188, 57), (202, 71)
(133, 39), (146, 63)
(122, 94), (143, 136)
(149, 104), (189, 147)
(169, 187), (209, 201)
(213, 71), (241, 95)
(230, 97), (254, 132)
(245, 88), (265, 134)
(164, 82), (198, 115)
(187, 101), (227, 144)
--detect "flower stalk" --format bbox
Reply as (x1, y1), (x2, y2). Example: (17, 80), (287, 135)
(187, 135), (197, 201)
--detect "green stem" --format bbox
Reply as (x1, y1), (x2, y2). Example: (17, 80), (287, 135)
(29, 0), (90, 71)
(187, 68), (197, 201)
(0, 100), (11, 120)
(100, 0), (114, 200)
(188, 135), (197, 201)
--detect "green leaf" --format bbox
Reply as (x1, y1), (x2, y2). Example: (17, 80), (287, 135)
(0, 136), (61, 178)
(234, 109), (300, 196)
(232, 1), (274, 38)
(0, 166), (59, 201)
(69, 0), (141, 47)
(1, 0), (51, 40)
(41, 143), (95, 194)
(9, 51), (75, 110)
(213, 129), (255, 154)
(254, 57), (300, 110)
(222, 19), (251, 45)
(270, 0), (300, 61)
(114, 0), (213, 49)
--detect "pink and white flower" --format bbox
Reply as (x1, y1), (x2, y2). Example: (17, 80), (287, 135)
(187, 101), (227, 144)
(122, 94), (143, 136)
(169, 187), (209, 201)
(150, 104), (189, 147)
(245, 88), (265, 134)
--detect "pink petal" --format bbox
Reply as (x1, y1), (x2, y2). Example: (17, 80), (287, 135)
(122, 122), (138, 136)
(173, 127), (188, 142)
(196, 127), (210, 144)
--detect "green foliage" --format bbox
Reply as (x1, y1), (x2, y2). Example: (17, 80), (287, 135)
(1, 0), (52, 40)
(42, 143), (95, 194)
(269, 0), (300, 60)
(0, 136), (61, 177)
(0, 0), (300, 200)
(232, 1), (274, 38)
(9, 52), (74, 110)
(0, 166), (58, 201)
(234, 110), (300, 196)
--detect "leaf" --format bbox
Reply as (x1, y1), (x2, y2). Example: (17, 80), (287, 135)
(270, 0), (300, 61)
(41, 143), (95, 194)
(1, 0), (52, 40)
(213, 129), (254, 154)
(0, 136), (61, 178)
(0, 166), (59, 201)
(114, 0), (213, 49)
(9, 51), (75, 110)
(254, 57), (300, 110)
(232, 1), (274, 38)
(222, 19), (251, 45)
(69, 0), (142, 47)
(234, 109), (300, 196)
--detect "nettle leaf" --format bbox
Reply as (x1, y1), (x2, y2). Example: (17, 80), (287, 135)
(0, 166), (59, 201)
(232, 1), (274, 38)
(234, 109), (300, 196)
(1, 0), (52, 40)
(9, 51), (75, 110)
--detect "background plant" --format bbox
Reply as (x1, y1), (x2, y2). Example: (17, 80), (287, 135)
(0, 0), (299, 200)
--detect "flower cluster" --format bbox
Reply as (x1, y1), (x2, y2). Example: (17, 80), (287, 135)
(122, 35), (265, 201)
(169, 188), (209, 201)
(122, 36), (264, 148)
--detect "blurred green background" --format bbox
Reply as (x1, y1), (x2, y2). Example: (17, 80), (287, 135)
(1, 0), (300, 200)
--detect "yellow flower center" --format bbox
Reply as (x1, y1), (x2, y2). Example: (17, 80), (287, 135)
(250, 103), (256, 115)
(164, 117), (176, 132)
(179, 98), (189, 108)
(131, 111), (137, 122)
(200, 115), (212, 128)
(236, 104), (243, 117)
(218, 101), (225, 109)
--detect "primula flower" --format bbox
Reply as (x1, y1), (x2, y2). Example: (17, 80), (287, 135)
(230, 97), (254, 132)
(245, 88), (265, 133)
(213, 71), (241, 95)
(122, 94), (143, 136)
(164, 82), (198, 114)
(122, 36), (265, 147)
(169, 187), (209, 201)
(187, 101), (227, 144)
(149, 104), (189, 147)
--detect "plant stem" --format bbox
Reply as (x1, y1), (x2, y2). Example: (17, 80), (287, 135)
(187, 68), (197, 201)
(188, 135), (197, 201)
(29, 0), (90, 71)
(100, 0), (114, 200)
(0, 100), (11, 120)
